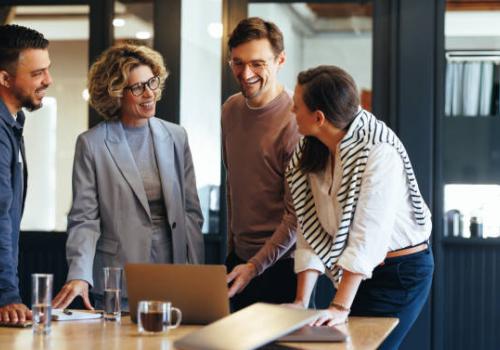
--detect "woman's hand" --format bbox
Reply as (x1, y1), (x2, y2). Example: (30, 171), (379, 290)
(52, 280), (93, 310)
(311, 307), (349, 327)
(281, 299), (308, 309)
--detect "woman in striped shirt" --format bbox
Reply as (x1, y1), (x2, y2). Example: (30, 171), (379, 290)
(287, 65), (433, 350)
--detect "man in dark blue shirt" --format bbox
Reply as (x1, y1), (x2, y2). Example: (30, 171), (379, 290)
(0, 25), (52, 324)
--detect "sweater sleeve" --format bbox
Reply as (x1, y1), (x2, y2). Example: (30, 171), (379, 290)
(248, 119), (300, 274)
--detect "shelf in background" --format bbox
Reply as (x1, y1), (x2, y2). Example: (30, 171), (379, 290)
(442, 115), (500, 183)
(442, 236), (500, 246)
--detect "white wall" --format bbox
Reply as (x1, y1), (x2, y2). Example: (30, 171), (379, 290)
(249, 4), (372, 92)
(249, 3), (305, 91)
(180, 0), (222, 190)
(303, 33), (372, 92)
(22, 99), (57, 230)
(19, 40), (88, 231)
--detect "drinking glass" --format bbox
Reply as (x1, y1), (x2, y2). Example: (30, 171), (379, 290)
(32, 274), (53, 335)
(137, 300), (182, 334)
(103, 267), (123, 321)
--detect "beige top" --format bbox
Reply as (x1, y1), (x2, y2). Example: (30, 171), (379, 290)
(221, 90), (300, 274)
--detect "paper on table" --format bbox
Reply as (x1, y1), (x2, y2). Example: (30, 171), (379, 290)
(52, 309), (102, 321)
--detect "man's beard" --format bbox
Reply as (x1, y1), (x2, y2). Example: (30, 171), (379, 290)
(239, 78), (265, 100)
(13, 87), (45, 112)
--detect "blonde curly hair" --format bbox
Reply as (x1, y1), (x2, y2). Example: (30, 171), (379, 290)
(88, 43), (169, 120)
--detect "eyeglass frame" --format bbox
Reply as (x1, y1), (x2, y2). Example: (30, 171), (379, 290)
(124, 75), (161, 96)
(228, 56), (278, 74)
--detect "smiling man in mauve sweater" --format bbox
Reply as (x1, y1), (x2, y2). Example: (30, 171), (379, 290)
(222, 17), (300, 311)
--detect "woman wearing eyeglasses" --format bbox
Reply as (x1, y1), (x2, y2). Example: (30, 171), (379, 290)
(53, 43), (204, 310)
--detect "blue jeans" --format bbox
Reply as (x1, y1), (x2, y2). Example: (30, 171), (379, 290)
(350, 248), (434, 350)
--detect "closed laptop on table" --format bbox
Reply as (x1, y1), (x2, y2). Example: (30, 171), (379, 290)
(125, 263), (230, 324)
(277, 325), (347, 342)
(174, 303), (322, 350)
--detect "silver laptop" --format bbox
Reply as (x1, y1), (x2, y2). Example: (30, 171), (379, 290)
(174, 303), (322, 350)
(278, 325), (347, 342)
(125, 263), (230, 324)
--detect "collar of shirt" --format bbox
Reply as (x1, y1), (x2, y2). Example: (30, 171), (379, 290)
(0, 99), (25, 135)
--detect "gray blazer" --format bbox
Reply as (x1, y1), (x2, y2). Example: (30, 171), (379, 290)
(65, 117), (204, 296)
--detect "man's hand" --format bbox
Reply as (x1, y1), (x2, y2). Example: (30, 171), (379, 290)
(226, 263), (257, 298)
(52, 280), (93, 310)
(0, 303), (32, 323)
(310, 307), (349, 327)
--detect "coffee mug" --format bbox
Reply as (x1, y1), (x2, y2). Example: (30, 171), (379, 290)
(137, 300), (182, 334)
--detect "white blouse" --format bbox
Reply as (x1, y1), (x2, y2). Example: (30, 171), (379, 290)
(294, 143), (432, 279)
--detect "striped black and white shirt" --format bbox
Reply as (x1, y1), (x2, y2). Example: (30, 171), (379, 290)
(288, 110), (432, 284)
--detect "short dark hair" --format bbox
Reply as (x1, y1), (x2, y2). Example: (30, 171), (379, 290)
(228, 17), (284, 56)
(297, 65), (360, 173)
(0, 24), (49, 73)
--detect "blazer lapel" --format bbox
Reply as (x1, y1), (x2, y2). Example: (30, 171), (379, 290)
(104, 120), (151, 219)
(149, 118), (179, 225)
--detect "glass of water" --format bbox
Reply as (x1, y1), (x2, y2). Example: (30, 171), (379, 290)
(32, 274), (53, 335)
(103, 267), (123, 322)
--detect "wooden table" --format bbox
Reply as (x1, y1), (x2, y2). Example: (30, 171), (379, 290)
(0, 316), (398, 350)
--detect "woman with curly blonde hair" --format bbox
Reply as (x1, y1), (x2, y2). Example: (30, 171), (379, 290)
(53, 43), (204, 311)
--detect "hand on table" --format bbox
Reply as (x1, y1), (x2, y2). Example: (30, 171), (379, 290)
(52, 280), (93, 310)
(226, 263), (257, 298)
(282, 300), (307, 309)
(0, 303), (32, 323)
(311, 307), (349, 327)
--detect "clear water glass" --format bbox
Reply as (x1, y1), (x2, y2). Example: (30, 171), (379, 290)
(103, 267), (123, 321)
(32, 274), (53, 335)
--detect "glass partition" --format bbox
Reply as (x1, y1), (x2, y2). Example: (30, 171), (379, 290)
(249, 2), (373, 110)
(114, 1), (154, 46)
(11, 6), (89, 231)
(180, 0), (222, 233)
(443, 6), (500, 239)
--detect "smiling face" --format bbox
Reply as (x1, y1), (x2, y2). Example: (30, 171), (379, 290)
(120, 64), (158, 126)
(8, 48), (52, 112)
(229, 38), (284, 106)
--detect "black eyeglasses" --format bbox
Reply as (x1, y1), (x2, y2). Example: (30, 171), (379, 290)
(124, 76), (160, 96)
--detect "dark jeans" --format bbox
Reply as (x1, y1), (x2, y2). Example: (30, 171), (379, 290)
(225, 251), (297, 312)
(350, 248), (434, 350)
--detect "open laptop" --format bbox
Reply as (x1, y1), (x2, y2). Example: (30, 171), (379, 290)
(125, 263), (230, 324)
(174, 303), (322, 350)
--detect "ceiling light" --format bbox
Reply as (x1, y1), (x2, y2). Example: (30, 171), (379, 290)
(207, 22), (223, 39)
(113, 18), (126, 27)
(135, 31), (152, 40)
(82, 89), (89, 102)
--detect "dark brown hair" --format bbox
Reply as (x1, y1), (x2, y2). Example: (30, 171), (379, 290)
(228, 17), (284, 56)
(297, 65), (360, 173)
(0, 24), (49, 74)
